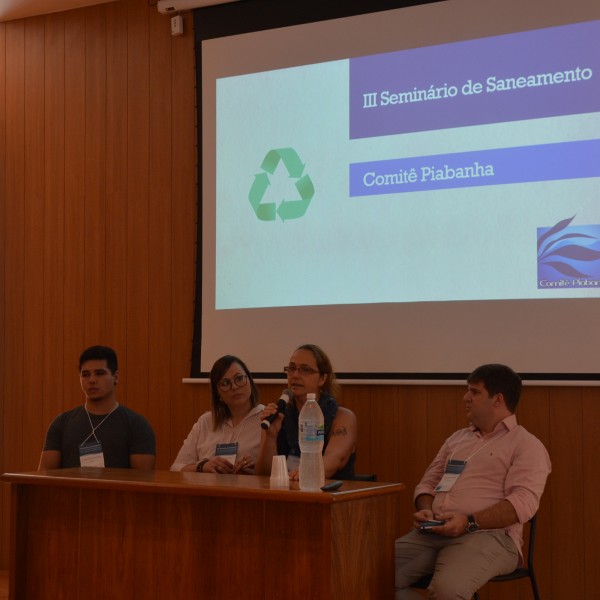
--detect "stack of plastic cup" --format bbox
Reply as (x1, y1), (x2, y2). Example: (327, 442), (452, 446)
(270, 455), (290, 489)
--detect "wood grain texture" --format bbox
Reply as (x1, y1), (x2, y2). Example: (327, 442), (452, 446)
(3, 471), (404, 600)
(11, 486), (80, 600)
(43, 11), (67, 471)
(23, 17), (45, 473)
(0, 18), (6, 575)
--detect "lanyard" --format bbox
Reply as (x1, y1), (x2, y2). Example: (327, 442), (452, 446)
(448, 426), (508, 464)
(435, 427), (508, 493)
(81, 403), (119, 447)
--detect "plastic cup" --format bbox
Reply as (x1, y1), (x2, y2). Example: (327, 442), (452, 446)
(270, 455), (289, 489)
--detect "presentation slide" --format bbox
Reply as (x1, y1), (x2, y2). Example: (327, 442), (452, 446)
(216, 19), (599, 308)
(196, 0), (600, 379)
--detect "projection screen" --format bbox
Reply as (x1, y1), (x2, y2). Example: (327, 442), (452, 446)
(191, 0), (600, 382)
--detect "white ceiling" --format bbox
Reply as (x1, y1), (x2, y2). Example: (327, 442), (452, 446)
(0, 0), (117, 23)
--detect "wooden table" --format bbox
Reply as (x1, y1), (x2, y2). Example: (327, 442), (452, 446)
(2, 468), (404, 599)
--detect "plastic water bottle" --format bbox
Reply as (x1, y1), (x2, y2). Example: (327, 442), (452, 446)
(298, 393), (325, 491)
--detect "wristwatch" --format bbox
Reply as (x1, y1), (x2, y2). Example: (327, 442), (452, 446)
(466, 514), (479, 533)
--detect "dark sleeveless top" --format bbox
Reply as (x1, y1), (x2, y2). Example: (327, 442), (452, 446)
(277, 393), (356, 480)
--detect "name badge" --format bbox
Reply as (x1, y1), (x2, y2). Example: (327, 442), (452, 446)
(435, 459), (466, 492)
(216, 442), (238, 465)
(79, 441), (105, 467)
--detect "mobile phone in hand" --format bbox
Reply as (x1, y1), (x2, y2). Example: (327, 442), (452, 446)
(419, 519), (446, 530)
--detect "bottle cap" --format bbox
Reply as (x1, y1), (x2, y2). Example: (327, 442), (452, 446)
(307, 393), (316, 401)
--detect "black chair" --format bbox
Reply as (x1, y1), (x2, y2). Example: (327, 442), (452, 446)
(353, 473), (376, 481)
(410, 514), (540, 600)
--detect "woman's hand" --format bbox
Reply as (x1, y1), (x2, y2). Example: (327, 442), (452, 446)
(202, 457), (236, 474)
(260, 403), (284, 435)
(199, 455), (255, 474)
(233, 455), (255, 474)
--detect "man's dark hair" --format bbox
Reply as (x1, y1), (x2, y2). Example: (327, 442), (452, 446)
(467, 363), (522, 412)
(79, 345), (118, 374)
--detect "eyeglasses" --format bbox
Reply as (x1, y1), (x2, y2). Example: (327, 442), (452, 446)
(217, 374), (248, 392)
(284, 365), (319, 376)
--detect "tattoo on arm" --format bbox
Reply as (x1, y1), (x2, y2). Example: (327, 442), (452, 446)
(332, 426), (348, 437)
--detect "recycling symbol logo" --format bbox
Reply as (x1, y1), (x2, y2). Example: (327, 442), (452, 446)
(249, 148), (315, 221)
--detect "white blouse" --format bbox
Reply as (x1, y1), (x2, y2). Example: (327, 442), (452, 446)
(170, 404), (264, 472)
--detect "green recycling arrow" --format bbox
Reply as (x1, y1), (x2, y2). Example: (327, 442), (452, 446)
(249, 147), (314, 222)
(277, 175), (315, 221)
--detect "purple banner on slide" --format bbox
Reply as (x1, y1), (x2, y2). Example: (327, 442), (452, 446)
(349, 20), (600, 139)
(349, 139), (600, 196)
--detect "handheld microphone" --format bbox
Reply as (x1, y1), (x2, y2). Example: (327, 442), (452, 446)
(261, 389), (293, 430)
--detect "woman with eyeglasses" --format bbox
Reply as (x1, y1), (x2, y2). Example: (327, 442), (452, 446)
(255, 344), (357, 481)
(170, 355), (264, 474)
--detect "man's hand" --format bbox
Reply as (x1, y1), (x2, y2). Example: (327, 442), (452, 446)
(412, 508), (435, 529)
(426, 512), (469, 537)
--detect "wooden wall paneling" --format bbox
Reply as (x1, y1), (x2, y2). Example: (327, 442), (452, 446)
(0, 20), (5, 373)
(519, 385), (551, 449)
(23, 16), (46, 471)
(42, 13), (67, 472)
(549, 386), (583, 598)
(370, 385), (400, 483)
(582, 386), (599, 597)
(22, 17), (47, 469)
(341, 384), (372, 474)
(4, 21), (26, 479)
(83, 6), (108, 343)
(0, 17), (6, 571)
(147, 6), (173, 469)
(125, 0), (150, 421)
(454, 382), (467, 428)
(397, 385), (429, 531)
(168, 11), (198, 469)
(425, 385), (460, 463)
(62, 9), (87, 417)
(256, 382), (285, 408)
(104, 0), (129, 387)
(188, 385), (211, 434)
(0, 24), (5, 309)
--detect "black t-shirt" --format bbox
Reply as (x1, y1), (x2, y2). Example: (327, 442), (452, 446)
(43, 404), (156, 468)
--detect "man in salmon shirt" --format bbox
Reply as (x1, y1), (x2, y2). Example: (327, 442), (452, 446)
(394, 363), (551, 600)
